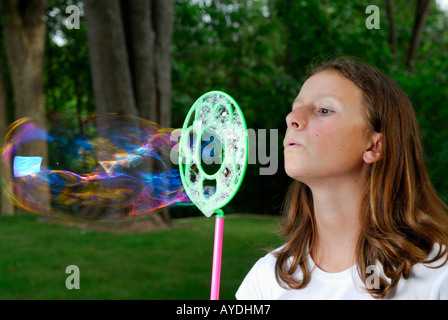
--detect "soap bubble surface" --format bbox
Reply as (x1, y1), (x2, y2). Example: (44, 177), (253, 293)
(1, 113), (191, 222)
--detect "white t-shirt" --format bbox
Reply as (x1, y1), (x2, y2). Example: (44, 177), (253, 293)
(236, 245), (448, 300)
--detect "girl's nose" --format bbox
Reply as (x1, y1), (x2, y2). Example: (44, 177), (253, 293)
(286, 109), (305, 130)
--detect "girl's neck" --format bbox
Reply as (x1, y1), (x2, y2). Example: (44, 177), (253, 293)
(307, 172), (366, 273)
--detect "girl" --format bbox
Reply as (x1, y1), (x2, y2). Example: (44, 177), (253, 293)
(236, 57), (448, 299)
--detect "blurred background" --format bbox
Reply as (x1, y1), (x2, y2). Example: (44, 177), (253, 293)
(1, 0), (447, 222)
(0, 0), (447, 299)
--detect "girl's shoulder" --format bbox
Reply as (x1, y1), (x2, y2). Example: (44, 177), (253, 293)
(393, 243), (448, 299)
(235, 245), (287, 300)
(247, 246), (283, 278)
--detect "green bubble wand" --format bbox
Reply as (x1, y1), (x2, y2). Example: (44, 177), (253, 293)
(178, 91), (248, 300)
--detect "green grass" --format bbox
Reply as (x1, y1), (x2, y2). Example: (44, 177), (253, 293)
(0, 213), (283, 300)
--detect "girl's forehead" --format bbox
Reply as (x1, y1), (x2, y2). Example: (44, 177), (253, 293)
(296, 71), (363, 105)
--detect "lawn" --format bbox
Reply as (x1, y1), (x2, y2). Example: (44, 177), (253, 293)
(0, 213), (283, 300)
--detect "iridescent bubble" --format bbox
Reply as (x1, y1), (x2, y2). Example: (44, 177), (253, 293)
(1, 112), (191, 222)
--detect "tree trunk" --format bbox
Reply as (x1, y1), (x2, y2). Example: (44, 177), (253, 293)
(385, 0), (397, 56)
(121, 0), (157, 121)
(152, 0), (173, 129)
(406, 0), (432, 73)
(151, 0), (174, 225)
(85, 0), (175, 227)
(84, 0), (138, 116)
(0, 44), (14, 216)
(4, 0), (49, 214)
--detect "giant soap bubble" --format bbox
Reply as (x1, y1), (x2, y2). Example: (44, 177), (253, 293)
(1, 112), (191, 222)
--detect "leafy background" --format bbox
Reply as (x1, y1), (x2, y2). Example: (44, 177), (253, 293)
(169, 0), (448, 214)
(2, 0), (448, 216)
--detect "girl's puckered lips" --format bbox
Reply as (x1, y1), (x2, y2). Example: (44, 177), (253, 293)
(283, 137), (303, 149)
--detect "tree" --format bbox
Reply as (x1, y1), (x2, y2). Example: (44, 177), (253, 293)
(0, 33), (14, 215)
(45, 0), (95, 123)
(171, 0), (294, 215)
(84, 0), (174, 226)
(84, 0), (173, 126)
(172, 0), (448, 215)
(84, 0), (137, 116)
(406, 0), (432, 73)
(3, 0), (49, 213)
(385, 0), (397, 56)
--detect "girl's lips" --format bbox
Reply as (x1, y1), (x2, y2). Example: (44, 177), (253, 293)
(284, 143), (302, 150)
(283, 138), (303, 149)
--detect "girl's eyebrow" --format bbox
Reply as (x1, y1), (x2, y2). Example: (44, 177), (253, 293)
(316, 93), (343, 101)
(291, 97), (302, 109)
(292, 93), (342, 109)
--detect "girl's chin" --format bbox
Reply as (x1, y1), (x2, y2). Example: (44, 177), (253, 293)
(284, 168), (310, 181)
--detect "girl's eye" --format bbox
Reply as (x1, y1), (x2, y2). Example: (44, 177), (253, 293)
(318, 108), (333, 115)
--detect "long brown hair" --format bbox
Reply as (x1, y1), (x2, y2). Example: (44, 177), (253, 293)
(275, 56), (448, 298)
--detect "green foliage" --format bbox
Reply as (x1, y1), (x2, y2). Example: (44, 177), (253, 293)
(392, 5), (448, 202)
(5, 0), (444, 216)
(172, 0), (448, 212)
(45, 0), (94, 117)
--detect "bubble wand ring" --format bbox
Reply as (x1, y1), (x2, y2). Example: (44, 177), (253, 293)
(178, 91), (248, 300)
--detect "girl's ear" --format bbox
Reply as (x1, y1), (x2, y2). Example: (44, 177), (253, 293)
(363, 132), (383, 164)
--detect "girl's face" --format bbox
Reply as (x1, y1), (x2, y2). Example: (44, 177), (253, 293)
(284, 70), (373, 183)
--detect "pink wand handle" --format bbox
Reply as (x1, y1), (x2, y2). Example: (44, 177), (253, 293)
(210, 215), (225, 300)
